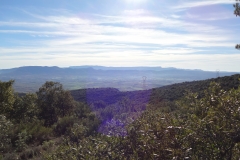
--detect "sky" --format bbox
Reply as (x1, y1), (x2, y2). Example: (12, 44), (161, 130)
(0, 0), (240, 71)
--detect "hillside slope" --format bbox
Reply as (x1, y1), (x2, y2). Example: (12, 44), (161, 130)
(71, 74), (240, 105)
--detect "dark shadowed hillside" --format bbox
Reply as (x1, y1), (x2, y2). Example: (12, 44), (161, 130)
(70, 74), (240, 105)
(149, 74), (240, 104)
(68, 74), (240, 140)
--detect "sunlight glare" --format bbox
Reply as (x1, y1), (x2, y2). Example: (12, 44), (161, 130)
(124, 0), (147, 4)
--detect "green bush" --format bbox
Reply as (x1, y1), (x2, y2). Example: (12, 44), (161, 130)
(54, 116), (76, 136)
(42, 140), (55, 151)
(0, 115), (13, 153)
(67, 123), (88, 143)
(43, 135), (124, 160)
(176, 82), (240, 159)
(15, 130), (31, 152)
(13, 121), (52, 145)
(1, 152), (18, 160)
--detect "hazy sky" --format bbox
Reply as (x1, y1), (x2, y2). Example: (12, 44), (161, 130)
(0, 0), (240, 71)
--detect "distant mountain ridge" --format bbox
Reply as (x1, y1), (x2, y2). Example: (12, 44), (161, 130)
(69, 65), (177, 71)
(0, 66), (94, 75)
(0, 65), (233, 73)
(0, 66), (238, 93)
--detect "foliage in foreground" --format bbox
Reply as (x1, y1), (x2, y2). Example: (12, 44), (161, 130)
(0, 80), (99, 159)
(45, 82), (240, 159)
(1, 79), (240, 159)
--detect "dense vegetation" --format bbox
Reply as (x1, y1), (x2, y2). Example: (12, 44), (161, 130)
(0, 81), (100, 159)
(1, 74), (240, 159)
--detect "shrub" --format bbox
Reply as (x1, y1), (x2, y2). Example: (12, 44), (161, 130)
(15, 130), (31, 152)
(0, 115), (13, 153)
(13, 121), (52, 145)
(54, 116), (75, 136)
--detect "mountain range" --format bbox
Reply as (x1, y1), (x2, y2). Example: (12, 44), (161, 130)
(0, 66), (238, 93)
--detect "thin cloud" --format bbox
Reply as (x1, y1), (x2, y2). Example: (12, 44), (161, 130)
(0, 1), (239, 71)
(174, 0), (234, 9)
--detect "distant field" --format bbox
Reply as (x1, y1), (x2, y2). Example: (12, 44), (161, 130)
(12, 78), (174, 92)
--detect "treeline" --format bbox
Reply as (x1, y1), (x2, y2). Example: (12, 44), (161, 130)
(150, 74), (240, 103)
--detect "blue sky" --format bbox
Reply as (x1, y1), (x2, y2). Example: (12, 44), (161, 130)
(0, 0), (239, 71)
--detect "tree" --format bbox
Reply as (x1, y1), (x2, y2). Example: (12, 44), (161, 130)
(234, 2), (240, 16)
(0, 80), (15, 119)
(0, 115), (13, 153)
(37, 81), (75, 126)
(13, 93), (39, 123)
(234, 1), (240, 49)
